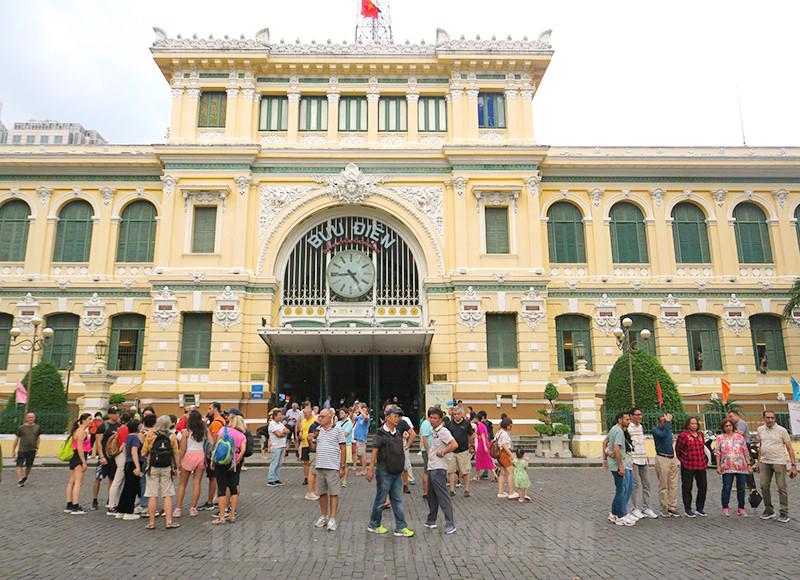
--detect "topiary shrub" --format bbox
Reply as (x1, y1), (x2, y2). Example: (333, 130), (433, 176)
(605, 350), (683, 417)
(108, 393), (127, 406)
(0, 361), (68, 434)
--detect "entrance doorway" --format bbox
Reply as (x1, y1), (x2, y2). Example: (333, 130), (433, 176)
(275, 355), (423, 427)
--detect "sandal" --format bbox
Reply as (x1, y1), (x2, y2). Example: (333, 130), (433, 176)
(145, 523), (156, 530)
(165, 522), (181, 529)
(227, 514), (237, 523)
(211, 517), (227, 525)
(523, 496), (532, 502)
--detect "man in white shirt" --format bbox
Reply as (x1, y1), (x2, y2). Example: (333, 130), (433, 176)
(627, 407), (658, 519)
(425, 407), (458, 535)
(311, 408), (347, 531)
(284, 403), (302, 454)
(756, 410), (798, 523)
(266, 408), (289, 486)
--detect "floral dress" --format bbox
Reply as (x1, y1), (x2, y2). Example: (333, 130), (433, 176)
(512, 458), (530, 489)
(715, 432), (750, 473)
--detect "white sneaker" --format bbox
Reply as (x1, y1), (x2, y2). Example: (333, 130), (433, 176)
(314, 515), (329, 528)
(643, 508), (659, 519)
(631, 509), (644, 519)
(326, 518), (338, 531)
(614, 517), (626, 526)
(305, 492), (320, 501)
(133, 506), (144, 515)
(622, 514), (638, 526)
(507, 492), (520, 500)
(122, 513), (140, 521)
(607, 513), (617, 522)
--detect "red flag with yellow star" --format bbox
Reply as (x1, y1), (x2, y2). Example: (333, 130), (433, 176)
(361, 0), (380, 19)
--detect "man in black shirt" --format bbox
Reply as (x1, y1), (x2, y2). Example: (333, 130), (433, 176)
(446, 407), (474, 497)
(91, 407), (121, 510)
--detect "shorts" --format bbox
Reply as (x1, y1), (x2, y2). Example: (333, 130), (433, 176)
(301, 447), (311, 462)
(309, 453), (317, 475)
(144, 466), (175, 497)
(181, 450), (206, 472)
(95, 458), (117, 481)
(345, 445), (353, 465)
(422, 451), (428, 470)
(355, 441), (367, 457)
(16, 450), (36, 468)
(315, 468), (341, 496)
(447, 450), (472, 476)
(68, 451), (83, 470)
(404, 449), (412, 471)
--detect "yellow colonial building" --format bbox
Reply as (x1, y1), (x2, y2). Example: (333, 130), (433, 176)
(1, 28), (799, 443)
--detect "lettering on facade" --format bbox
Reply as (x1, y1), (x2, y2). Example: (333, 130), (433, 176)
(306, 219), (397, 250)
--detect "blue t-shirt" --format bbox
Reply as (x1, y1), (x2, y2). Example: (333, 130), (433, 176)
(353, 415), (370, 442)
(338, 418), (354, 444)
(419, 419), (433, 452)
(125, 433), (142, 463)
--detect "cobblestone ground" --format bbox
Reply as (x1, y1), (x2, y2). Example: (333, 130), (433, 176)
(1, 465), (798, 579)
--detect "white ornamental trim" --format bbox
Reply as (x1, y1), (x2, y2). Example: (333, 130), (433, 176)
(152, 286), (179, 330)
(593, 293), (618, 335)
(80, 292), (107, 335)
(258, 185), (314, 240)
(722, 293), (749, 336)
(658, 293), (685, 336)
(313, 162), (389, 205)
(14, 293), (40, 334)
(214, 285), (242, 330)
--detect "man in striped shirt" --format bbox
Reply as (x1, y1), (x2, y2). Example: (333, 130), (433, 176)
(311, 408), (347, 531)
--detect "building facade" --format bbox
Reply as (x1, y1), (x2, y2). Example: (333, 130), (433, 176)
(0, 28), (798, 433)
(4, 120), (107, 146)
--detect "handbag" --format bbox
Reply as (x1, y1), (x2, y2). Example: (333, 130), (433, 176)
(498, 447), (513, 468)
(748, 489), (763, 508)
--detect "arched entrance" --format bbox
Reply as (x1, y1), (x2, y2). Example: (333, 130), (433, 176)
(260, 207), (433, 424)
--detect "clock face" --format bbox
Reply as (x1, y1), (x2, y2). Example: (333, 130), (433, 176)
(326, 250), (375, 299)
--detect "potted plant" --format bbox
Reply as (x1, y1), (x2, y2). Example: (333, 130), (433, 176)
(534, 383), (573, 458)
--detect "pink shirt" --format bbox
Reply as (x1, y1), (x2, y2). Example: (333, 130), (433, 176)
(222, 427), (247, 463)
(716, 432), (750, 474)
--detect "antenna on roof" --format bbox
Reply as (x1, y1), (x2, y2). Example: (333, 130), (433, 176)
(355, 0), (393, 44)
(736, 86), (748, 147)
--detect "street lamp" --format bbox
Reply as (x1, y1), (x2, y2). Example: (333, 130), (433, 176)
(573, 342), (587, 373)
(94, 340), (108, 373)
(613, 317), (651, 406)
(9, 317), (54, 413)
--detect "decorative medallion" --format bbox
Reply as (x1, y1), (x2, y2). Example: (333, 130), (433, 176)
(14, 293), (40, 334)
(772, 189), (788, 209)
(452, 176), (468, 196)
(712, 189), (727, 207)
(152, 286), (179, 330)
(590, 188), (603, 207)
(234, 176), (250, 197)
(520, 288), (546, 329)
(650, 188), (665, 208)
(80, 293), (107, 335)
(722, 293), (748, 335)
(525, 172), (541, 197)
(37, 186), (52, 206)
(658, 294), (685, 335)
(314, 163), (388, 205)
(457, 286), (484, 329)
(214, 285), (242, 330)
(100, 187), (116, 206)
(593, 293), (618, 335)
(161, 175), (176, 196)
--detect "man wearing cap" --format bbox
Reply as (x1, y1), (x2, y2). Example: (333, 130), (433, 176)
(90, 407), (121, 510)
(367, 406), (414, 537)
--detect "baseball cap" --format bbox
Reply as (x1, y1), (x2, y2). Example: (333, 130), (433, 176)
(107, 406), (120, 415)
(225, 408), (242, 417)
(386, 407), (404, 416)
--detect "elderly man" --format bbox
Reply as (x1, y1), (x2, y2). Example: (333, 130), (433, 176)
(310, 408), (347, 531)
(756, 410), (798, 523)
(446, 406), (473, 497)
(13, 412), (41, 487)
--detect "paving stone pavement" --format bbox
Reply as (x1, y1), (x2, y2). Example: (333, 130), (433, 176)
(1, 465), (798, 579)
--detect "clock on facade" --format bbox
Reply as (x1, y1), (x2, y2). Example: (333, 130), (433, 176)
(326, 250), (376, 299)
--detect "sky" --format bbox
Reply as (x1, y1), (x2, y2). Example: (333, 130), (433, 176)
(0, 0), (798, 146)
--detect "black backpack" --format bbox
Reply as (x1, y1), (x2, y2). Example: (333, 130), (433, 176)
(149, 434), (173, 468)
(244, 430), (254, 458)
(484, 419), (494, 440)
(379, 429), (406, 474)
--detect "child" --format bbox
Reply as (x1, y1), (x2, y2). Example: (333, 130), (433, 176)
(512, 448), (531, 502)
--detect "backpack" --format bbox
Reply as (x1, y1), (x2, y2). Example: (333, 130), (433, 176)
(105, 431), (122, 458)
(58, 435), (74, 462)
(484, 419), (494, 440)
(149, 433), (174, 469)
(379, 429), (406, 474)
(212, 427), (235, 465)
(244, 429), (254, 458)
(489, 432), (502, 460)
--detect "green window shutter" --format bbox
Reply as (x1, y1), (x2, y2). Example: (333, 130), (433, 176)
(117, 201), (157, 263)
(0, 200), (31, 261)
(734, 203), (772, 263)
(109, 314), (146, 371)
(191, 206), (217, 253)
(339, 97), (367, 131)
(0, 313), (12, 370)
(671, 203), (710, 263)
(198, 92), (227, 128)
(547, 202), (585, 263)
(486, 314), (518, 369)
(180, 313), (212, 368)
(750, 315), (787, 371)
(484, 207), (510, 254)
(610, 202), (648, 263)
(556, 315), (592, 371)
(43, 314), (79, 370)
(686, 315), (723, 371)
(418, 97), (447, 132)
(378, 97), (407, 132)
(53, 201), (93, 262)
(300, 97), (328, 131)
(623, 314), (657, 356)
(259, 96), (288, 131)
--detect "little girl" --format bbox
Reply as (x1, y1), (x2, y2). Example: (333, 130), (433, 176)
(511, 448), (532, 502)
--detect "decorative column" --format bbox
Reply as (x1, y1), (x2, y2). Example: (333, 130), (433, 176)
(519, 86), (535, 142)
(224, 88), (240, 141)
(181, 88), (201, 142)
(465, 88), (480, 142)
(286, 90), (300, 144)
(406, 87), (419, 144)
(326, 91), (340, 144)
(238, 84), (258, 143)
(367, 80), (380, 144)
(79, 371), (119, 412)
(504, 87), (521, 142)
(169, 86), (184, 143)
(565, 363), (604, 458)
(448, 83), (465, 143)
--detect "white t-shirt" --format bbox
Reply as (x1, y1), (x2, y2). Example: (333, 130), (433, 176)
(268, 420), (288, 449)
(285, 409), (301, 426)
(428, 424), (455, 471)
(495, 429), (512, 450)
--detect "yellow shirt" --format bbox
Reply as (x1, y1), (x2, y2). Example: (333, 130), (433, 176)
(299, 415), (317, 449)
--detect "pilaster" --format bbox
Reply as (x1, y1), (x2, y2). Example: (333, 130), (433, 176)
(326, 91), (340, 144)
(224, 88), (240, 141)
(406, 90), (419, 143)
(286, 91), (300, 144)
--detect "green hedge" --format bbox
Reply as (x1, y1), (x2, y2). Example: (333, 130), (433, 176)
(605, 350), (683, 416)
(0, 361), (69, 434)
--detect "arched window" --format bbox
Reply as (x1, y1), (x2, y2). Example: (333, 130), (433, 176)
(750, 315), (787, 372)
(109, 314), (146, 371)
(621, 314), (657, 356)
(0, 312), (12, 370)
(733, 202), (772, 263)
(53, 201), (93, 262)
(671, 203), (711, 263)
(43, 313), (79, 369)
(0, 200), (31, 262)
(117, 201), (157, 263)
(556, 315), (593, 371)
(547, 202), (586, 263)
(609, 202), (648, 263)
(685, 315), (722, 371)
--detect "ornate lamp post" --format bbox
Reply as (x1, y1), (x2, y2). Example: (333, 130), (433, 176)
(94, 340), (108, 373)
(9, 316), (54, 413)
(573, 341), (588, 374)
(612, 317), (651, 406)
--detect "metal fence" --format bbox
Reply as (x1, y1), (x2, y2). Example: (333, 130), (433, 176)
(0, 406), (77, 434)
(602, 407), (791, 434)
